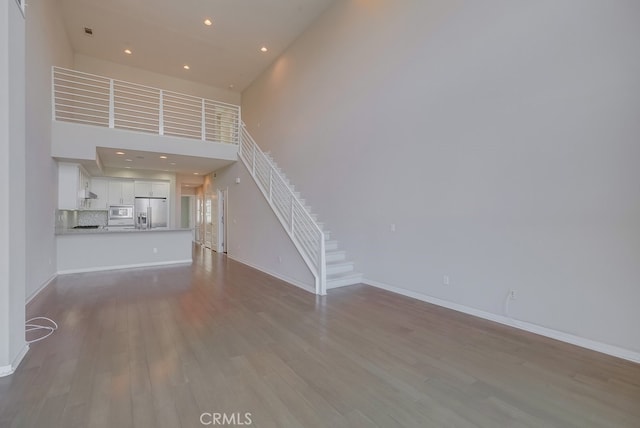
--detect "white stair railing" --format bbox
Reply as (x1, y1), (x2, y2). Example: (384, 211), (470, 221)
(52, 67), (240, 145)
(239, 124), (326, 295)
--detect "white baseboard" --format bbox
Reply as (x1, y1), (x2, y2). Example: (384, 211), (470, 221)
(363, 278), (640, 364)
(57, 259), (193, 275)
(227, 255), (315, 294)
(0, 343), (29, 378)
(26, 273), (57, 305)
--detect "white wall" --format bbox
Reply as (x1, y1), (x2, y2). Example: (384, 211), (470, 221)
(25, 0), (74, 300)
(0, 0), (27, 374)
(240, 1), (640, 354)
(57, 230), (192, 273)
(210, 164), (315, 291)
(74, 54), (240, 105)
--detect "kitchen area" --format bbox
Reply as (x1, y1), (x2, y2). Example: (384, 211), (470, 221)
(55, 162), (194, 273)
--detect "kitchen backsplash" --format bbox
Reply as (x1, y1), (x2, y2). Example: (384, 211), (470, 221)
(56, 210), (108, 230)
(78, 211), (108, 226)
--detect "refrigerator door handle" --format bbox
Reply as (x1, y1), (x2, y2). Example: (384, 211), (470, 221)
(147, 206), (152, 230)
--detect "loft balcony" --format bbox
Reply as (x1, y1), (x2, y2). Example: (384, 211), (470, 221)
(50, 67), (239, 173)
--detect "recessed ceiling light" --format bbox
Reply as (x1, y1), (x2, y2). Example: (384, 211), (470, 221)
(116, 151), (125, 155)
(159, 155), (167, 159)
(125, 166), (131, 169)
(228, 84), (234, 89)
(124, 49), (132, 55)
(183, 65), (190, 70)
(125, 159), (133, 162)
(170, 162), (176, 165)
(193, 172), (199, 175)
(260, 46), (268, 52)
(204, 18), (212, 26)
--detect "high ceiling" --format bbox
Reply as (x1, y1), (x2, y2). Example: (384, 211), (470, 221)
(57, 0), (335, 178)
(59, 0), (336, 92)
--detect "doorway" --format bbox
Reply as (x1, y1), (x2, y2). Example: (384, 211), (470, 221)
(204, 193), (213, 249)
(180, 196), (195, 240)
(217, 188), (228, 253)
(195, 195), (204, 244)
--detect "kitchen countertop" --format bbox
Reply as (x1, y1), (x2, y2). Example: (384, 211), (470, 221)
(55, 227), (193, 236)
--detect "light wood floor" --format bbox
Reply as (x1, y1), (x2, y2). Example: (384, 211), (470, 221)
(1, 247), (639, 428)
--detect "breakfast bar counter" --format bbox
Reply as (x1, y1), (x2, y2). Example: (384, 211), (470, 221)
(56, 228), (193, 274)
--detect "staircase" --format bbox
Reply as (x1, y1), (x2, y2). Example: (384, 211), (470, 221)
(238, 124), (362, 295)
(50, 67), (361, 295)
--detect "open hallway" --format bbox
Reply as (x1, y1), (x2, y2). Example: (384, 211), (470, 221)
(1, 247), (639, 427)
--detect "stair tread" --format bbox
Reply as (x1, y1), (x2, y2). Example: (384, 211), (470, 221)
(326, 260), (353, 266)
(327, 271), (361, 279)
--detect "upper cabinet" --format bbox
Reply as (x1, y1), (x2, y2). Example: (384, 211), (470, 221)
(58, 163), (91, 210)
(108, 180), (135, 205)
(89, 178), (109, 210)
(58, 168), (170, 211)
(135, 181), (169, 198)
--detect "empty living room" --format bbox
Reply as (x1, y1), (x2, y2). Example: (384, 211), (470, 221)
(1, 0), (639, 427)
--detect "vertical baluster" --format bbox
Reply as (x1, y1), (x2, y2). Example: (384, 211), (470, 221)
(252, 144), (256, 176)
(51, 67), (56, 121)
(201, 99), (206, 141)
(319, 231), (326, 295)
(159, 90), (164, 135)
(290, 196), (295, 234)
(108, 79), (114, 128)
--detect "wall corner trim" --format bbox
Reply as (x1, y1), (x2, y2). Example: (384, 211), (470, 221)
(0, 344), (30, 378)
(26, 273), (58, 305)
(363, 278), (640, 364)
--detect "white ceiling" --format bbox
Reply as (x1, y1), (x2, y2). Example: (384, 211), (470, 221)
(59, 0), (336, 93)
(96, 147), (234, 177)
(58, 0), (334, 179)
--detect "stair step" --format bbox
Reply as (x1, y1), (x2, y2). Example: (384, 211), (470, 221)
(325, 250), (346, 263)
(326, 272), (363, 289)
(325, 240), (338, 251)
(326, 261), (353, 275)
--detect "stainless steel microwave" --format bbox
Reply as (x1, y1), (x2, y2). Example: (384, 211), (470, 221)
(108, 205), (134, 226)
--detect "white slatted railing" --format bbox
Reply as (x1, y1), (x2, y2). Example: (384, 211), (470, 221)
(52, 67), (240, 145)
(239, 124), (327, 295)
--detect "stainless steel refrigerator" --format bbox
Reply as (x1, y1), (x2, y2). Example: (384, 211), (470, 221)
(134, 197), (168, 229)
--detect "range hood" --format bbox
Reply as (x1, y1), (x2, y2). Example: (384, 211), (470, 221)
(79, 189), (98, 199)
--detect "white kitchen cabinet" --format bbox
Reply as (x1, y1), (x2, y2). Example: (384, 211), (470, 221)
(89, 178), (109, 210)
(108, 180), (135, 205)
(58, 163), (91, 210)
(122, 181), (135, 204)
(135, 181), (169, 198)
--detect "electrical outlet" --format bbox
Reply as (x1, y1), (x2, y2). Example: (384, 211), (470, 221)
(153, 247), (158, 254)
(509, 289), (517, 300)
(443, 275), (450, 286)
